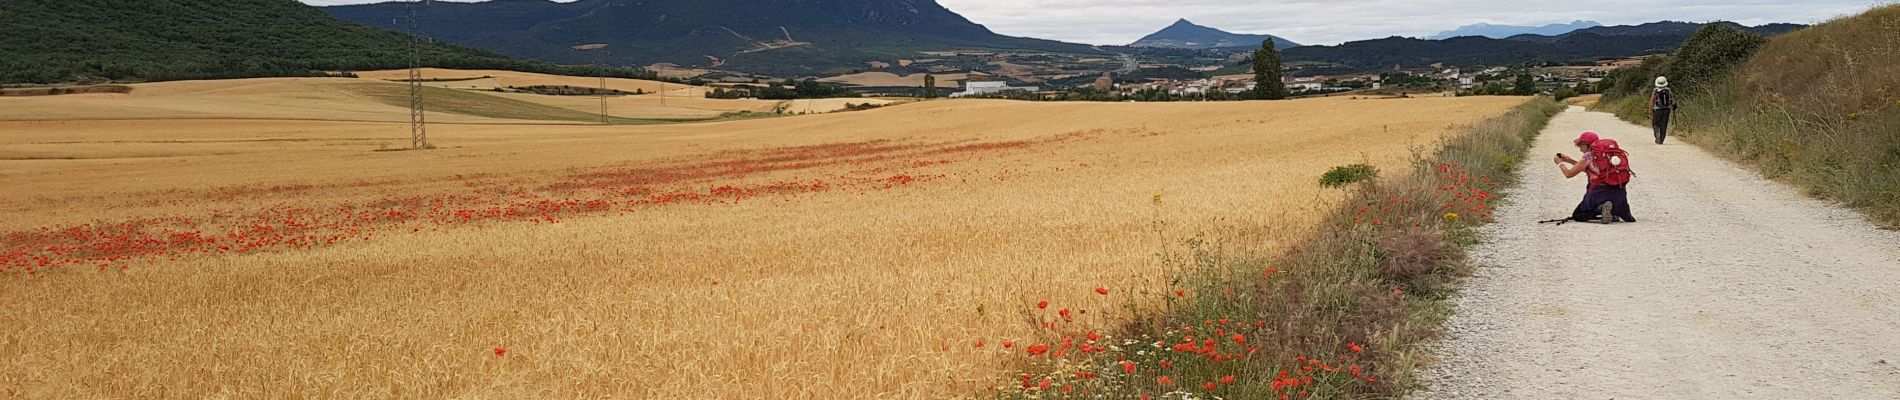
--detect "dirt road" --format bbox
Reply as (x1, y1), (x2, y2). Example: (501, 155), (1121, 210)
(1415, 106), (1900, 398)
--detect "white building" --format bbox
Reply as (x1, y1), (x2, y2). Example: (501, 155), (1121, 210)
(951, 81), (1038, 97)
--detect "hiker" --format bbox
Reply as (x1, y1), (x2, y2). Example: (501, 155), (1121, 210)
(1650, 77), (1677, 144)
(1554, 132), (1636, 223)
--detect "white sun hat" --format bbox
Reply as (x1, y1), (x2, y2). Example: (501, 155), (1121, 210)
(1655, 76), (1669, 88)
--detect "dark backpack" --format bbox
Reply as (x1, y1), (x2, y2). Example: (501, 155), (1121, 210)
(1590, 139), (1633, 187)
(1654, 88), (1676, 110)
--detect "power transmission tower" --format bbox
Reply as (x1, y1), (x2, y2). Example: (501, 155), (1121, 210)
(406, 0), (431, 149)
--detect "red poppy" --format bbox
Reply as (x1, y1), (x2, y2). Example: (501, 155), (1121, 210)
(1039, 379), (1052, 390)
(1095, 287), (1109, 295)
(1003, 340), (1015, 349)
(492, 347), (507, 357)
(1349, 342), (1364, 353)
(1026, 344), (1050, 356)
(1160, 360), (1173, 368)
(1121, 360), (1137, 374)
(974, 340), (984, 348)
(1175, 289), (1185, 297)
(1232, 333), (1246, 344)
(1086, 331), (1101, 341)
(1157, 376), (1174, 386)
(1220, 375), (1236, 384)
(1203, 381), (1216, 391)
(1037, 300), (1049, 309)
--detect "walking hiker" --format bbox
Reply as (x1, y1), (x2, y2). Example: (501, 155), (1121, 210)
(1554, 132), (1636, 223)
(1650, 77), (1677, 144)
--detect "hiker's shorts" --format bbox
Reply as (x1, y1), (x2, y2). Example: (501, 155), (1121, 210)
(1572, 185), (1636, 222)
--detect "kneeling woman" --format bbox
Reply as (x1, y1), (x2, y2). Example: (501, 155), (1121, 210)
(1555, 132), (1637, 223)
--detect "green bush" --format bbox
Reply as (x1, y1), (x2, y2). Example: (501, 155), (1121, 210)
(1320, 164), (1380, 187)
(1661, 23), (1769, 95)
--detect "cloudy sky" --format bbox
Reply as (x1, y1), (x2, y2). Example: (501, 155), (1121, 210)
(300, 0), (1894, 45)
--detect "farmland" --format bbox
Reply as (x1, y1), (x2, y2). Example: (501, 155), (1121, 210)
(0, 75), (1525, 397)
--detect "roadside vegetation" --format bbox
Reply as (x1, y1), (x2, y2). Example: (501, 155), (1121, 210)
(1596, 5), (1900, 227)
(992, 98), (1562, 398)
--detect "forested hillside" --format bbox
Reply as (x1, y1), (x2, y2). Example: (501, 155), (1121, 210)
(324, 0), (1105, 76)
(0, 0), (654, 84)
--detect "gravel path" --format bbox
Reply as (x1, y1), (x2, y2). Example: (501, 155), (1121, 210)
(1413, 106), (1900, 399)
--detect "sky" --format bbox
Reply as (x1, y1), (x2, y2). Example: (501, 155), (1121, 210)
(299, 0), (1896, 45)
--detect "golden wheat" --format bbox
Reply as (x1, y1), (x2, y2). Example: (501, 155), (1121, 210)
(0, 84), (1524, 398)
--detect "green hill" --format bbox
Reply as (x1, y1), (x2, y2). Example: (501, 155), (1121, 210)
(1597, 5), (1900, 226)
(321, 0), (1106, 77)
(0, 0), (654, 84)
(1128, 19), (1300, 50)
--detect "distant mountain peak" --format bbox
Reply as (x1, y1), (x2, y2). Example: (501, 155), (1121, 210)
(1131, 18), (1299, 49)
(1429, 20), (1602, 40)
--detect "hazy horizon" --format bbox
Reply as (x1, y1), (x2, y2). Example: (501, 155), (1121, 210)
(299, 0), (1891, 46)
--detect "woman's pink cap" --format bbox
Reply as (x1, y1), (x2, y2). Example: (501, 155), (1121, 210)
(1574, 132), (1599, 144)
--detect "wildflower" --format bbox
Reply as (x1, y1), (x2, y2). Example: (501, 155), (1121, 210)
(1040, 379), (1052, 390)
(1232, 333), (1246, 344)
(1350, 364), (1363, 378)
(1095, 287), (1110, 295)
(1087, 331), (1102, 341)
(1395, 287), (1404, 298)
(1159, 360), (1173, 368)
(1122, 360), (1137, 374)
(1026, 344), (1050, 356)
(1003, 340), (1015, 349)
(974, 340), (985, 348)
(1157, 375), (1174, 386)
(1349, 342), (1364, 353)
(1037, 300), (1049, 309)
(493, 347), (507, 357)
(1153, 193), (1163, 205)
(1062, 384), (1073, 394)
(1175, 289), (1186, 297)
(1203, 381), (1217, 391)
(1444, 212), (1460, 221)
(1220, 375), (1236, 384)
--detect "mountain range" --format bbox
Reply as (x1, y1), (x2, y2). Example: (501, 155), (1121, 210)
(1129, 19), (1300, 49)
(1282, 21), (1805, 71)
(1429, 20), (1602, 40)
(322, 0), (1104, 76)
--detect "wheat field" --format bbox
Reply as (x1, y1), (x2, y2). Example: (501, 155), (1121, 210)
(0, 79), (1524, 398)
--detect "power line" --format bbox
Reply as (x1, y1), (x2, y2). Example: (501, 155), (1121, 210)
(407, 0), (431, 150)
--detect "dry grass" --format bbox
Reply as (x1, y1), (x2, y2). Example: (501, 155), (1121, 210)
(817, 72), (983, 88)
(0, 84), (1525, 398)
(0, 70), (899, 124)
